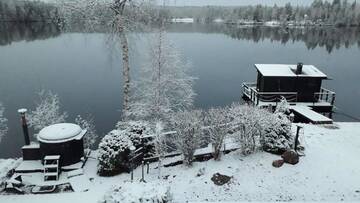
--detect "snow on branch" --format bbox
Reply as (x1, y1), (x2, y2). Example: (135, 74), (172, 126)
(0, 103), (8, 144)
(75, 114), (98, 150)
(27, 90), (68, 132)
(128, 30), (195, 122)
(204, 106), (231, 160)
(169, 109), (204, 166)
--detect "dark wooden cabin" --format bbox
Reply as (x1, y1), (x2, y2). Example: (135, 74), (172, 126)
(255, 63), (328, 102)
(242, 63), (336, 124)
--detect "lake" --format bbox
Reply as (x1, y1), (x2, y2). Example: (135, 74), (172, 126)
(1, 23), (360, 158)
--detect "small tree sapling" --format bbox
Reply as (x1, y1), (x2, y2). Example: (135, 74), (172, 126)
(27, 90), (68, 133)
(204, 106), (231, 160)
(169, 109), (203, 166)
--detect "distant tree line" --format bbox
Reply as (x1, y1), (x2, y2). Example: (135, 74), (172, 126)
(0, 0), (60, 23)
(166, 0), (360, 27)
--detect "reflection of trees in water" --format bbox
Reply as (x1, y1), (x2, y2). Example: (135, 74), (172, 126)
(1, 23), (360, 53)
(0, 23), (60, 46)
(166, 24), (360, 53)
(223, 26), (360, 53)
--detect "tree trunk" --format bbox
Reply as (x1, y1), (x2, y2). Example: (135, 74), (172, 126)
(120, 31), (130, 118)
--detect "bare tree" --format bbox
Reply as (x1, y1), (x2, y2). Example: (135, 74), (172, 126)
(169, 109), (203, 166)
(204, 106), (231, 161)
(128, 30), (195, 122)
(0, 103), (8, 144)
(27, 90), (68, 132)
(228, 103), (271, 155)
(75, 114), (98, 150)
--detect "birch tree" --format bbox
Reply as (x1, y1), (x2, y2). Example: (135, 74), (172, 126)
(27, 90), (68, 132)
(0, 103), (8, 144)
(57, 0), (155, 119)
(128, 30), (195, 122)
(204, 107), (231, 161)
(169, 109), (203, 166)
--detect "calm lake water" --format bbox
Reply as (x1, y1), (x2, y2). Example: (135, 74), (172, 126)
(1, 23), (360, 158)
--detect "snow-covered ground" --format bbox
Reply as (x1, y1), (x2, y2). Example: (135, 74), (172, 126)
(1, 122), (360, 202)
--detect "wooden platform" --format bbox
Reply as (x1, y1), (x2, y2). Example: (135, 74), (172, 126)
(291, 106), (333, 124)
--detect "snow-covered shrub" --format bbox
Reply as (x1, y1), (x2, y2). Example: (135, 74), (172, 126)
(260, 112), (294, 154)
(75, 114), (98, 150)
(101, 182), (172, 203)
(204, 106), (231, 161)
(116, 120), (152, 147)
(0, 103), (8, 144)
(28, 90), (68, 132)
(97, 129), (134, 176)
(275, 96), (290, 114)
(169, 109), (203, 166)
(228, 103), (271, 155)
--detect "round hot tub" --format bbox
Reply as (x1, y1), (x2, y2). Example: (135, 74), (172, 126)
(38, 123), (87, 166)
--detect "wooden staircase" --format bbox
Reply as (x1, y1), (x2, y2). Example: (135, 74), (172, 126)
(43, 155), (60, 181)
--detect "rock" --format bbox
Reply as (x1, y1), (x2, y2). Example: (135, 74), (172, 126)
(211, 173), (232, 186)
(272, 159), (284, 168)
(281, 150), (299, 165)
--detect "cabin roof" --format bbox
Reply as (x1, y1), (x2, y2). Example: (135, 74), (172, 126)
(254, 64), (327, 78)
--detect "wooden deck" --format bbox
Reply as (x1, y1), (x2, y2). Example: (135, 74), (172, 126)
(291, 106), (333, 124)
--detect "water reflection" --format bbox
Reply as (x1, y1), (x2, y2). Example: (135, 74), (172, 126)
(2, 23), (360, 53)
(0, 23), (61, 46)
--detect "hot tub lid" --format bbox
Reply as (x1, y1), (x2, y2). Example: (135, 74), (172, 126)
(38, 123), (86, 143)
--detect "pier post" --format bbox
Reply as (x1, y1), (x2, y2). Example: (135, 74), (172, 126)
(18, 109), (30, 145)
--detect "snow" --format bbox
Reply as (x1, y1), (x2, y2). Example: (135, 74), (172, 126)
(38, 123), (87, 143)
(1, 122), (360, 202)
(255, 64), (327, 78)
(291, 106), (333, 124)
(171, 18), (194, 23)
(17, 108), (28, 114)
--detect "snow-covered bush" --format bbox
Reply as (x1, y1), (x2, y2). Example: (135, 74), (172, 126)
(116, 120), (153, 147)
(275, 96), (290, 114)
(0, 103), (8, 144)
(204, 106), (231, 161)
(97, 129), (134, 176)
(260, 112), (294, 154)
(228, 103), (271, 155)
(75, 114), (98, 150)
(101, 182), (172, 203)
(28, 90), (68, 132)
(169, 109), (203, 166)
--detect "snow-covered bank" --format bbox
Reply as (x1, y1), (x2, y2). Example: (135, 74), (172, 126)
(1, 122), (360, 202)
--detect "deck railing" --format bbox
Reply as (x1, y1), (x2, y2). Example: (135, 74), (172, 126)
(314, 87), (336, 106)
(242, 82), (298, 105)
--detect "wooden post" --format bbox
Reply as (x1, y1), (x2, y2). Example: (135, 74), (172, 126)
(140, 161), (145, 182)
(294, 125), (302, 152)
(18, 109), (30, 145)
(131, 169), (134, 182)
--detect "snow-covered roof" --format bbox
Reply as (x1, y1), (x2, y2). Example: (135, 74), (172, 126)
(255, 64), (327, 78)
(38, 123), (87, 143)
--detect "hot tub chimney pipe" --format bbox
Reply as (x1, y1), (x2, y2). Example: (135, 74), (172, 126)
(18, 108), (30, 145)
(296, 62), (303, 75)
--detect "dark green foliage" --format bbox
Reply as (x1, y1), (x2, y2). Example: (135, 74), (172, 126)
(0, 0), (59, 23)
